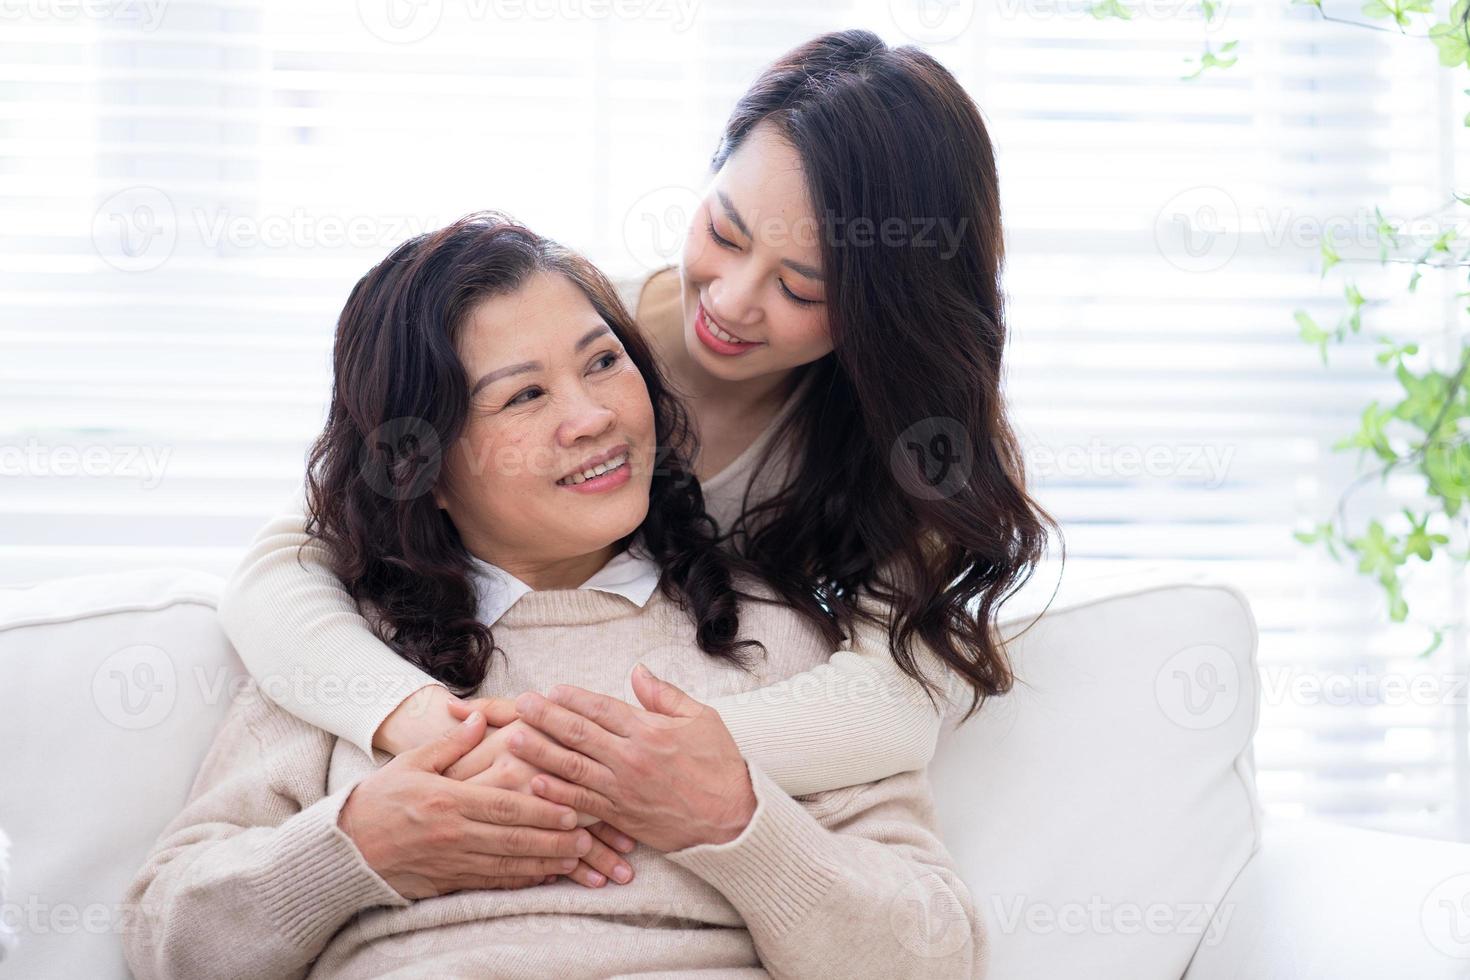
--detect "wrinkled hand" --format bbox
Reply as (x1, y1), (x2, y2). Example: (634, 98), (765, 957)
(502, 663), (758, 853)
(447, 698), (639, 889)
(337, 711), (591, 899)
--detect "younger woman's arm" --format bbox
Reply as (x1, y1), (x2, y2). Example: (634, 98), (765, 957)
(222, 504), (959, 795)
(217, 503), (450, 758)
(707, 603), (960, 797)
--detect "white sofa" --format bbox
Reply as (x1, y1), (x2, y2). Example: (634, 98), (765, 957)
(1, 566), (1467, 979)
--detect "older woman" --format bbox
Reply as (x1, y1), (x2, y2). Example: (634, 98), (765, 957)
(122, 214), (983, 979)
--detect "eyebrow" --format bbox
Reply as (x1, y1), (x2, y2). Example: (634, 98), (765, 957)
(716, 190), (825, 283)
(469, 325), (613, 398)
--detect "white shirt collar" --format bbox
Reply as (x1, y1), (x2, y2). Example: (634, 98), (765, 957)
(468, 536), (661, 625)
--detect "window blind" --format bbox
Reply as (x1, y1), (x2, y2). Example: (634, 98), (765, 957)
(2, 0), (1465, 840)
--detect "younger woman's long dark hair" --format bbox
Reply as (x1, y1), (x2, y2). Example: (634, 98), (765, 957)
(709, 30), (1065, 722)
(303, 212), (770, 693)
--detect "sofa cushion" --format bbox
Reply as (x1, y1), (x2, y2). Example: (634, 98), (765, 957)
(0, 568), (244, 980)
(0, 563), (1261, 980)
(931, 564), (1263, 980)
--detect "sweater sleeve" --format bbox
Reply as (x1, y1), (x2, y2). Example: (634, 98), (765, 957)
(121, 692), (410, 980)
(706, 599), (960, 798)
(665, 760), (984, 980)
(218, 500), (446, 757)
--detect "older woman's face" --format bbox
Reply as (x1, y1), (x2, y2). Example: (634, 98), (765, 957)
(436, 270), (656, 567)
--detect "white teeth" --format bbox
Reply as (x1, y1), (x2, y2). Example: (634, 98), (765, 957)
(558, 452), (628, 486)
(707, 315), (751, 345)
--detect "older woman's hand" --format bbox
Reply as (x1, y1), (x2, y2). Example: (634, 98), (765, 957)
(337, 711), (593, 899)
(447, 700), (639, 889)
(499, 663), (758, 853)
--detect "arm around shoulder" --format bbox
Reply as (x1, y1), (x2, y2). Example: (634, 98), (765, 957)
(218, 503), (446, 756)
(706, 595), (959, 797)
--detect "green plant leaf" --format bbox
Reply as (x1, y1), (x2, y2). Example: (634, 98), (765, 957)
(1296, 310), (1332, 363)
(1183, 41), (1240, 79)
(1373, 207), (1400, 263)
(1431, 20), (1470, 66)
(1089, 0), (1134, 19)
(1320, 238), (1341, 278)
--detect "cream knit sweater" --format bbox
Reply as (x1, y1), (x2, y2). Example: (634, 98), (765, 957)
(124, 583), (984, 979)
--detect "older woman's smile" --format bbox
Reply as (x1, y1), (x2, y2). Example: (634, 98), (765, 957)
(556, 446), (632, 492)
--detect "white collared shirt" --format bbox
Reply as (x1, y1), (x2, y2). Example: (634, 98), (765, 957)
(468, 538), (662, 626)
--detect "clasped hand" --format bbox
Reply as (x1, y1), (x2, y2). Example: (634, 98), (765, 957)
(449, 662), (757, 853)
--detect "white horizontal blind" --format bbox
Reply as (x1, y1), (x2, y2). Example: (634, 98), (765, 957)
(975, 1), (1469, 841)
(1, 0), (1466, 839)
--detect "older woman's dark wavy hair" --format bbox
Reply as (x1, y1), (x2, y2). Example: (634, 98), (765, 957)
(303, 212), (762, 692)
(710, 29), (1065, 722)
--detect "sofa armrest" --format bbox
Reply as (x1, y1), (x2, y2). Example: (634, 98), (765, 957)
(1183, 817), (1470, 980)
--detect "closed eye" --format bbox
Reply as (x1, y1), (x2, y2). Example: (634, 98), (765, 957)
(707, 221), (739, 251)
(779, 279), (820, 307)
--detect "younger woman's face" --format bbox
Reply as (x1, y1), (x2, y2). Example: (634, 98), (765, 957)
(679, 119), (834, 383)
(436, 270), (657, 569)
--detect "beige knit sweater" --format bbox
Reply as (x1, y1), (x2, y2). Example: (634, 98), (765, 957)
(124, 582), (984, 979)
